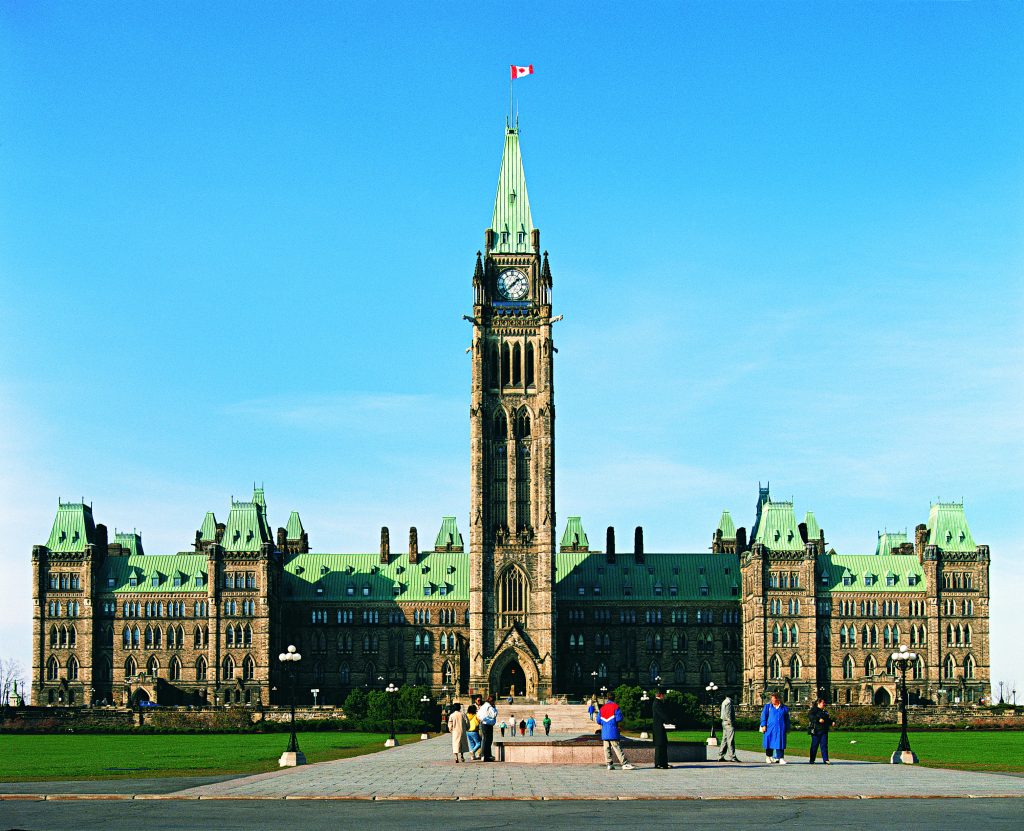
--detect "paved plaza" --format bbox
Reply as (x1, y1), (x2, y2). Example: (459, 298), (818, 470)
(5, 734), (1024, 802)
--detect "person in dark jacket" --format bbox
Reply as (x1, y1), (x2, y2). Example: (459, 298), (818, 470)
(651, 688), (676, 769)
(808, 697), (836, 764)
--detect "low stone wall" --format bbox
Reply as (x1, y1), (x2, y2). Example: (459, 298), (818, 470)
(734, 703), (1024, 727)
(496, 737), (706, 764)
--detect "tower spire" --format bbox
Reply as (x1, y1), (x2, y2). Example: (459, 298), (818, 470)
(491, 127), (534, 254)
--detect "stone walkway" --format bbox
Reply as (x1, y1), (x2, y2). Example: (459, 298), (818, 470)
(158, 734), (1024, 801)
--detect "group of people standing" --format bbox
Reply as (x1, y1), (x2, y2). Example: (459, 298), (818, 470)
(446, 689), (837, 767)
(759, 693), (836, 764)
(445, 695), (552, 763)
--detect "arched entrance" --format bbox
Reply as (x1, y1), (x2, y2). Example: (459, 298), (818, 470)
(131, 687), (151, 706)
(498, 660), (526, 698)
(873, 687), (892, 706)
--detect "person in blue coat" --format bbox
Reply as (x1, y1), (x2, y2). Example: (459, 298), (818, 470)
(596, 695), (636, 770)
(760, 692), (791, 764)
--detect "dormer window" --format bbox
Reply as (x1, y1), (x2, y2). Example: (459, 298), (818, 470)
(577, 586), (585, 596)
(320, 565), (329, 575)
(172, 576), (181, 588)
(424, 585), (433, 597)
(194, 575), (203, 587)
(623, 585), (632, 596)
(654, 582), (663, 596)
(842, 575), (853, 587)
(908, 574), (918, 586)
(316, 585), (324, 595)
(362, 585), (371, 596)
(700, 586), (709, 597)
(593, 585), (601, 595)
(501, 231), (509, 244)
(517, 231), (526, 245)
(946, 531), (952, 542)
(439, 585), (448, 596)
(699, 566), (705, 575)
(107, 577), (115, 588)
(821, 573), (829, 584)
(886, 575), (896, 587)
(392, 583), (402, 596)
(150, 575), (159, 587)
(670, 585), (678, 597)
(346, 585), (354, 596)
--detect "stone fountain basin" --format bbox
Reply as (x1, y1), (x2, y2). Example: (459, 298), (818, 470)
(495, 734), (706, 764)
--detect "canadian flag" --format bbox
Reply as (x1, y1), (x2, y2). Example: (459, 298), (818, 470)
(511, 64), (534, 80)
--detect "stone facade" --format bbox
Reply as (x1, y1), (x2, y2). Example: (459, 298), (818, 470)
(29, 126), (991, 709)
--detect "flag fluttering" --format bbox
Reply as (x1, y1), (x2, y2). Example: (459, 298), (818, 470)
(511, 64), (534, 80)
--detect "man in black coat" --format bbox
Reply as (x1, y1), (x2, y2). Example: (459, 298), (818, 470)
(808, 697), (836, 764)
(651, 688), (676, 769)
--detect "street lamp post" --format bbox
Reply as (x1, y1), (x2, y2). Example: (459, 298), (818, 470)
(640, 689), (651, 739)
(311, 688), (319, 707)
(277, 645), (306, 767)
(705, 681), (719, 746)
(385, 682), (400, 747)
(591, 670), (598, 698)
(419, 693), (431, 740)
(599, 685), (608, 699)
(889, 644), (919, 765)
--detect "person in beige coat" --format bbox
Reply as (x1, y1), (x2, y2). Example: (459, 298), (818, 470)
(448, 702), (470, 763)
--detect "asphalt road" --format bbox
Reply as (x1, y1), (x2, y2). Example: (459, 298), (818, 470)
(1, 798), (1022, 830)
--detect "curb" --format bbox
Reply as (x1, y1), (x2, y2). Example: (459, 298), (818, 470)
(3, 792), (1024, 802)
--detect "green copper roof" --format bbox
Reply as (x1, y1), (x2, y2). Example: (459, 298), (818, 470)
(752, 500), (803, 551)
(817, 553), (926, 594)
(222, 500), (272, 552)
(927, 502), (976, 552)
(716, 510), (736, 540)
(45, 502), (98, 552)
(199, 512), (218, 542)
(114, 531), (144, 556)
(490, 128), (534, 254)
(283, 552), (468, 601)
(102, 554), (208, 593)
(433, 516), (463, 551)
(875, 530), (908, 557)
(285, 511), (305, 541)
(804, 511), (821, 540)
(560, 517), (590, 550)
(252, 486), (266, 509)
(555, 552), (741, 602)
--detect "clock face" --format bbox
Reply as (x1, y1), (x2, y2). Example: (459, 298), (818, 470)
(497, 268), (529, 301)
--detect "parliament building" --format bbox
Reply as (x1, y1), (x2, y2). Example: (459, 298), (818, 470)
(30, 126), (991, 710)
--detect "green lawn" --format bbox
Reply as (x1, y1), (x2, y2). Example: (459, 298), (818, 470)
(0, 732), (420, 782)
(664, 728), (1024, 773)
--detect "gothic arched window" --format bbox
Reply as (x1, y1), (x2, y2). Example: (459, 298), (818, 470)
(497, 566), (528, 629)
(515, 412), (532, 531)
(512, 342), (522, 386)
(525, 342), (535, 386)
(843, 655), (854, 680)
(501, 343), (511, 386)
(768, 655), (781, 680)
(196, 656), (207, 681)
(169, 656), (181, 681)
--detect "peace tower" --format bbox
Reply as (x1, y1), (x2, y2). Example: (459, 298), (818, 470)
(467, 124), (557, 699)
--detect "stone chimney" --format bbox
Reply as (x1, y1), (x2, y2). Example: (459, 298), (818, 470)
(380, 527), (390, 565)
(914, 523), (929, 560)
(634, 526), (644, 564)
(408, 527), (419, 565)
(606, 526), (616, 564)
(735, 527), (747, 553)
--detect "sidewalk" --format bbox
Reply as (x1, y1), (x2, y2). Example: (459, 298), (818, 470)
(154, 735), (1024, 801)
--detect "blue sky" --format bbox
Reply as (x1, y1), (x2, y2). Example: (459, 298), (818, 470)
(2, 3), (1022, 692)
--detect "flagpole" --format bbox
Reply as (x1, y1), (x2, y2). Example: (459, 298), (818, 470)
(509, 70), (513, 129)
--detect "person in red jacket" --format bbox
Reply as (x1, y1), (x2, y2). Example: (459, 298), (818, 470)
(596, 695), (635, 770)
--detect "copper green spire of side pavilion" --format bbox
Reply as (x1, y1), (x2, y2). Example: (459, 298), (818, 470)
(491, 127), (534, 254)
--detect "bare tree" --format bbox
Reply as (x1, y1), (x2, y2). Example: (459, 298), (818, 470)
(0, 657), (26, 715)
